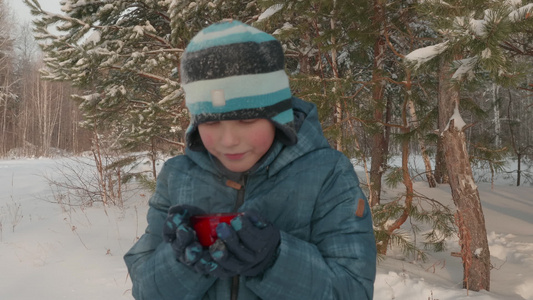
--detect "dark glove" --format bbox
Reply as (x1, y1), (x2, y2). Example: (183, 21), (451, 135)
(162, 205), (236, 277)
(163, 205), (205, 244)
(209, 210), (280, 277)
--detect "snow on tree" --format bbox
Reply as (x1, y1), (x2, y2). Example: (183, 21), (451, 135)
(405, 0), (533, 292)
(24, 0), (184, 157)
(258, 0), (457, 258)
(24, 0), (262, 158)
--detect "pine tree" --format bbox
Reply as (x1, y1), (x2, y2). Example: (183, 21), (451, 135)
(24, 0), (262, 181)
(407, 0), (533, 292)
(258, 1), (457, 257)
(256, 0), (395, 207)
(25, 0), (184, 163)
(256, 0), (373, 151)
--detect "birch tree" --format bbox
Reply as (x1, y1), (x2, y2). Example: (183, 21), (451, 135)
(0, 0), (15, 155)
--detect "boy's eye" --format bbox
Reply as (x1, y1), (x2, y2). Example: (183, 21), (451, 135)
(240, 119), (258, 124)
(203, 121), (220, 126)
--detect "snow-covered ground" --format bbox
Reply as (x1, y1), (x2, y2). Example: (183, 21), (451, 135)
(1, 156), (532, 299)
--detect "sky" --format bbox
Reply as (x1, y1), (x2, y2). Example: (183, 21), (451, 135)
(6, 0), (62, 24)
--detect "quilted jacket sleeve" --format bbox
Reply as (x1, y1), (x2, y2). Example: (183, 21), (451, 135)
(245, 154), (376, 300)
(123, 161), (216, 300)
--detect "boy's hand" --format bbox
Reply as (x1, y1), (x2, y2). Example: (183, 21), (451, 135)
(163, 204), (205, 244)
(209, 210), (280, 277)
(162, 205), (236, 277)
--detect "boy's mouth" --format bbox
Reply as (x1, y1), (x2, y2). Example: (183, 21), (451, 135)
(224, 153), (245, 161)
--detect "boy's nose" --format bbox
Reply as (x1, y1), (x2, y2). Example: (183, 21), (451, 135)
(219, 124), (239, 147)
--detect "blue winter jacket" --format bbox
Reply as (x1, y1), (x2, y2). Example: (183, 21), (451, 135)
(124, 97), (376, 299)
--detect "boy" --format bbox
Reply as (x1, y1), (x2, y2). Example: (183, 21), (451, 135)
(124, 20), (376, 300)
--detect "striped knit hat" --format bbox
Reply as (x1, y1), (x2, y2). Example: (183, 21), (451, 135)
(181, 20), (297, 151)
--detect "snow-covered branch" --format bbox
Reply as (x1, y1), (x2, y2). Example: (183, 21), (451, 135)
(405, 42), (448, 69)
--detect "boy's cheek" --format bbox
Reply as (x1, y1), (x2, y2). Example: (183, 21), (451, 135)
(198, 130), (215, 148)
(200, 135), (213, 148)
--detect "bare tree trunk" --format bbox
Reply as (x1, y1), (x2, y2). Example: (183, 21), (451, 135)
(0, 2), (12, 156)
(34, 79), (63, 156)
(330, 2), (343, 152)
(49, 84), (62, 150)
(72, 103), (80, 152)
(506, 91), (527, 187)
(440, 61), (491, 291)
(517, 153), (521, 186)
(150, 137), (158, 180)
(377, 105), (414, 255)
(20, 74), (31, 155)
(443, 119), (491, 291)
(92, 129), (108, 206)
(369, 0), (388, 207)
(435, 58), (453, 184)
(492, 83), (501, 148)
(420, 142), (436, 187)
(407, 95), (437, 187)
(0, 89), (8, 155)
(434, 140), (447, 183)
(0, 63), (9, 155)
(56, 85), (64, 149)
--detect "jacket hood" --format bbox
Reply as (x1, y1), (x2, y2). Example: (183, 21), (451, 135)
(184, 97), (330, 177)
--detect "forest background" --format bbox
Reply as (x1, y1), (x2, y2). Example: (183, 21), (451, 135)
(1, 0), (532, 294)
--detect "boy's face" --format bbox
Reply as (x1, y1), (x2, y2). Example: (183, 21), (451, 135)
(198, 119), (276, 172)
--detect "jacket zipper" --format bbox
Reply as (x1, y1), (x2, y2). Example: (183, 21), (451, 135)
(228, 174), (247, 300)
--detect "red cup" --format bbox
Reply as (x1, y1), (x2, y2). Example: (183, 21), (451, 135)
(190, 213), (241, 247)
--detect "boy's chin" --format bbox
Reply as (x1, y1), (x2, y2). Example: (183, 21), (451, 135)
(221, 160), (254, 173)
(224, 164), (252, 173)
